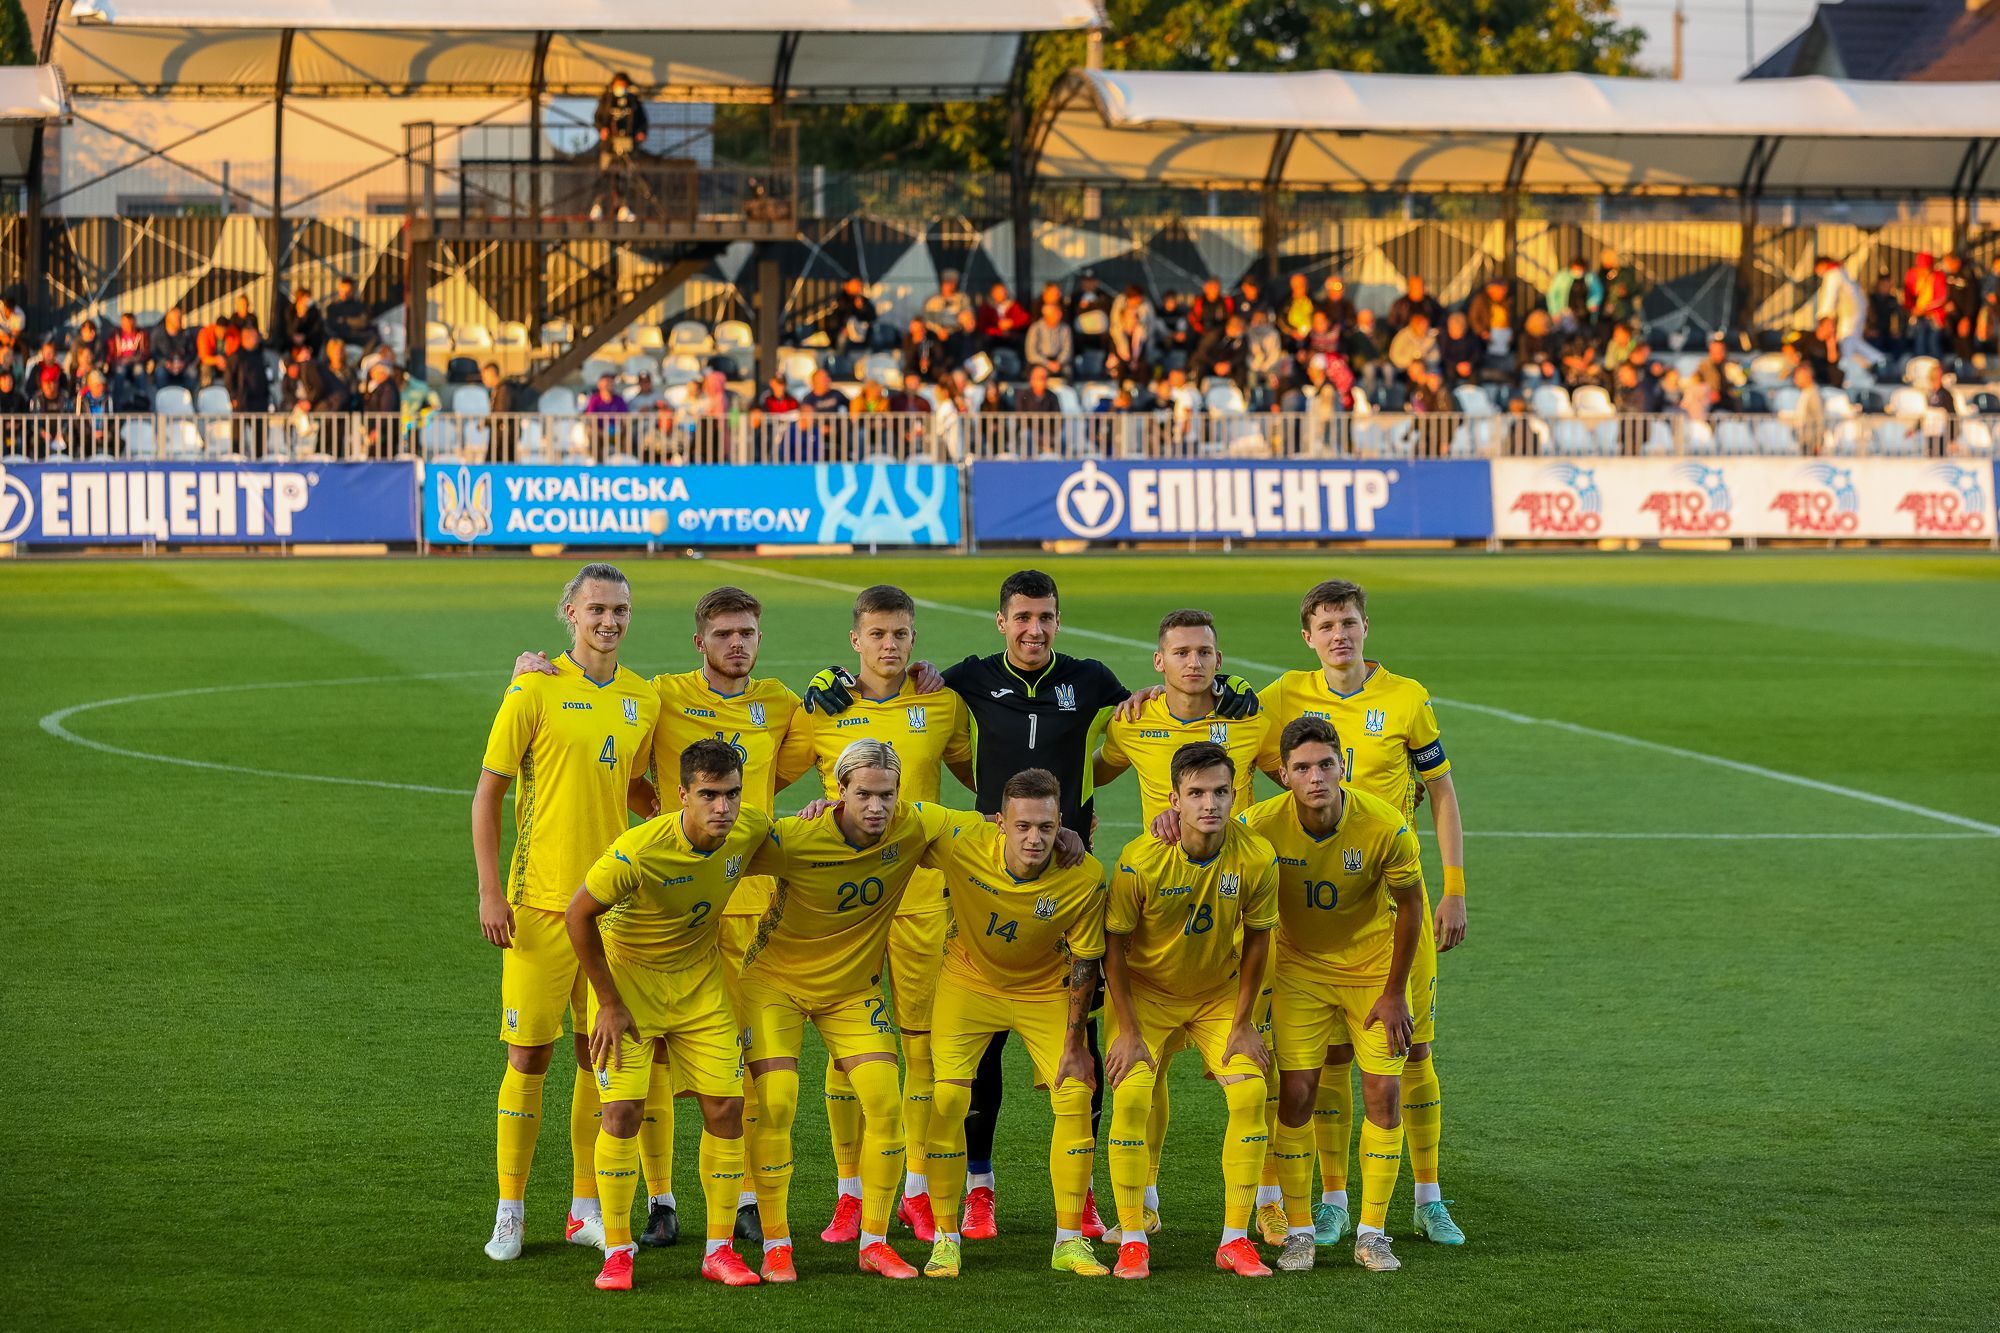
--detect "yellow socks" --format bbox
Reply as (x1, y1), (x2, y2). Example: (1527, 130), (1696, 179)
(1145, 1061), (1170, 1189)
(847, 1060), (906, 1238)
(595, 1129), (641, 1249)
(750, 1067), (799, 1243)
(570, 1071), (602, 1203)
(1260, 1077), (1282, 1189)
(640, 1060), (673, 1200)
(1272, 1114), (1316, 1229)
(1402, 1056), (1443, 1188)
(1107, 1064), (1156, 1237)
(901, 1033), (934, 1195)
(1316, 1063), (1353, 1198)
(1049, 1079), (1096, 1233)
(496, 1066), (545, 1201)
(1358, 1117), (1405, 1231)
(1220, 1075), (1267, 1231)
(927, 1080), (973, 1238)
(824, 1063), (862, 1182)
(699, 1131), (746, 1243)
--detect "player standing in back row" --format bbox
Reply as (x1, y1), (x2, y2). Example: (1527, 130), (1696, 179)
(1256, 578), (1469, 1247)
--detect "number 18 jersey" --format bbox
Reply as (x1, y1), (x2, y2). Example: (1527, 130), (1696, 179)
(1107, 823), (1278, 997)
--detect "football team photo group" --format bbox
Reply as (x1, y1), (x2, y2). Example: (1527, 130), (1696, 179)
(474, 566), (1468, 1292)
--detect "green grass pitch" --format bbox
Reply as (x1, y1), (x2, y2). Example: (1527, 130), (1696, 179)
(3, 551), (1997, 1331)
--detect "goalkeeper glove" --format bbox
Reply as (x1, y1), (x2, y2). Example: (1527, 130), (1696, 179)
(803, 665), (858, 715)
(1211, 675), (1260, 719)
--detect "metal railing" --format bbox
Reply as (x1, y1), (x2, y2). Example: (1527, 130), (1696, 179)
(3, 409), (1992, 465)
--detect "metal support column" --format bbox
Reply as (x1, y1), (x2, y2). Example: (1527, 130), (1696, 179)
(755, 248), (780, 386)
(24, 123), (47, 327)
(528, 31), (552, 328)
(269, 28), (296, 331)
(1259, 130), (1299, 283)
(1733, 136), (1781, 336)
(1006, 36), (1039, 298)
(1500, 133), (1540, 295)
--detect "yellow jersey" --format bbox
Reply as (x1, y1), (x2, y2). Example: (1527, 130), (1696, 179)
(584, 807), (776, 973)
(789, 678), (972, 916)
(481, 652), (660, 913)
(743, 800), (959, 1005)
(1106, 822), (1278, 997)
(650, 669), (814, 917)
(922, 818), (1107, 1000)
(1098, 695), (1270, 825)
(1238, 787), (1423, 986)
(1256, 662), (1449, 818)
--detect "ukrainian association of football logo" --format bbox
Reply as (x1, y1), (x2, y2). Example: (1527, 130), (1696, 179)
(1209, 722), (1229, 744)
(748, 702), (767, 727)
(1034, 895), (1058, 920)
(1342, 848), (1363, 873)
(907, 705), (928, 732)
(504, 1007), (519, 1031)
(1054, 683), (1077, 711)
(436, 465), (493, 544)
(622, 698), (639, 725)
(1364, 708), (1387, 736)
(1219, 872), (1241, 898)
(724, 855), (743, 879)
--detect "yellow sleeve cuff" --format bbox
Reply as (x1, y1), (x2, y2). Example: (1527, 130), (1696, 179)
(1442, 866), (1466, 898)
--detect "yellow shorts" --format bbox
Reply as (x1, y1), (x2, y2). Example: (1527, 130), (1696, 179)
(739, 972), (898, 1066)
(930, 974), (1074, 1087)
(499, 904), (584, 1047)
(1409, 899), (1438, 1046)
(1105, 980), (1263, 1082)
(886, 911), (948, 1033)
(1274, 969), (1410, 1078)
(588, 952), (744, 1102)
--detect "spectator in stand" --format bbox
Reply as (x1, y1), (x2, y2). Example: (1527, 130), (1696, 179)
(1343, 307), (1388, 403)
(801, 368), (849, 415)
(1691, 333), (1739, 413)
(623, 371), (660, 415)
(1189, 277), (1234, 340)
(106, 312), (152, 405)
(66, 320), (103, 378)
(1110, 284), (1153, 343)
(1614, 360), (1663, 415)
(1387, 310), (1437, 387)
(1025, 302), (1074, 379)
(852, 379), (891, 415)
(1984, 257), (2000, 351)
(1282, 354), (1349, 426)
(1245, 307), (1286, 387)
(1235, 273), (1271, 321)
(825, 276), (877, 354)
(151, 308), (197, 396)
(1466, 278), (1514, 361)
(977, 282), (1030, 356)
(1405, 365), (1447, 416)
(69, 347), (100, 399)
(591, 72), (647, 223)
(1194, 311), (1250, 389)
(1562, 336), (1609, 390)
(1596, 250), (1643, 331)
(1316, 274), (1357, 332)
(197, 314), (236, 386)
(1517, 308), (1556, 374)
(1068, 273), (1114, 355)
(1386, 275), (1443, 337)
(752, 373), (800, 419)
(228, 294), (260, 339)
(0, 295), (24, 339)
(923, 269), (970, 339)
(1497, 394), (1540, 455)
(0, 364), (24, 416)
(584, 372), (628, 417)
(1437, 310), (1483, 390)
(1809, 319), (1847, 388)
(1107, 302), (1153, 385)
(301, 345), (352, 413)
(1940, 252), (1980, 363)
(362, 360), (400, 418)
(1903, 253), (1945, 359)
(941, 307), (984, 374)
(1155, 290), (1193, 366)
(1304, 308), (1343, 366)
(1547, 257), (1598, 334)
(887, 372), (930, 415)
(1786, 363), (1826, 454)
(902, 319), (947, 383)
(224, 326), (273, 412)
(1278, 273), (1317, 354)
(30, 363), (71, 418)
(1862, 270), (1900, 356)
(29, 338), (70, 402)
(1010, 363), (1061, 413)
(283, 288), (324, 355)
(1813, 255), (1883, 367)
(324, 276), (374, 353)
(1917, 361), (1957, 455)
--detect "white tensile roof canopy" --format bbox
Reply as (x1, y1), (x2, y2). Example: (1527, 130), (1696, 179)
(1037, 69), (2000, 197)
(0, 66), (70, 177)
(56, 0), (1099, 99)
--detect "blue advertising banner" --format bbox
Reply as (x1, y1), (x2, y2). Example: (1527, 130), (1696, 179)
(426, 463), (960, 547)
(970, 459), (1493, 542)
(0, 461), (416, 545)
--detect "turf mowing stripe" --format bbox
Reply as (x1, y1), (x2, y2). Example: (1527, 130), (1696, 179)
(711, 559), (2000, 838)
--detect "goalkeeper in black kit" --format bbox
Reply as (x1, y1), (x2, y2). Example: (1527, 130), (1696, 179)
(803, 568), (1258, 1242)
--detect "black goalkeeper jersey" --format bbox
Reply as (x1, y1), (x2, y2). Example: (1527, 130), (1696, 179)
(941, 651), (1129, 845)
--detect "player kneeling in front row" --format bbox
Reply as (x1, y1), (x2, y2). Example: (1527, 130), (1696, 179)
(1103, 741), (1279, 1279)
(1249, 717), (1424, 1274)
(566, 739), (771, 1290)
(919, 768), (1108, 1280)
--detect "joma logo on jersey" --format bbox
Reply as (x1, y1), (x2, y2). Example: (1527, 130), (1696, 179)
(1158, 885), (1192, 897)
(683, 707), (716, 719)
(1277, 855), (1306, 866)
(725, 855), (743, 879)
(622, 698), (639, 725)
(748, 703), (767, 727)
(1219, 872), (1241, 898)
(1054, 683), (1077, 711)
(906, 705), (927, 731)
(1209, 722), (1229, 744)
(561, 701), (594, 711)
(1364, 708), (1388, 736)
(1034, 895), (1058, 920)
(837, 717), (871, 729)
(1342, 848), (1363, 873)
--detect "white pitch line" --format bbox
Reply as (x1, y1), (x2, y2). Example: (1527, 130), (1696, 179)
(710, 559), (2000, 838)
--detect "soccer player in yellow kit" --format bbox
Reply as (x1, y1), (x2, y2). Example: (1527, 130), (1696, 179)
(515, 585), (813, 1248)
(737, 739), (959, 1283)
(1091, 609), (1273, 1238)
(565, 739), (771, 1291)
(916, 768), (1108, 1282)
(789, 585), (974, 1245)
(475, 564), (660, 1263)
(1244, 717), (1425, 1275)
(1256, 578), (1469, 1248)
(1101, 741), (1279, 1281)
